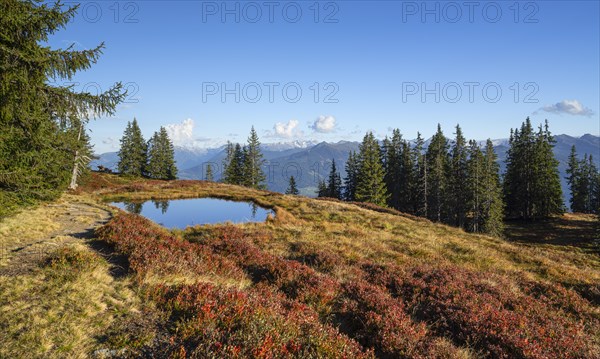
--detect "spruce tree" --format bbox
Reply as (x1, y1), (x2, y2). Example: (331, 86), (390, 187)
(118, 118), (147, 176)
(222, 141), (234, 179)
(449, 125), (469, 228)
(567, 146), (583, 212)
(327, 159), (343, 199)
(383, 130), (403, 209)
(145, 131), (162, 178)
(466, 140), (485, 232)
(0, 0), (125, 216)
(344, 151), (359, 201)
(569, 151), (600, 213)
(146, 127), (177, 180)
(243, 126), (266, 189)
(224, 143), (245, 185)
(398, 139), (415, 214)
(205, 164), (214, 181)
(466, 139), (505, 236)
(426, 124), (450, 222)
(504, 118), (563, 219)
(534, 121), (564, 217)
(317, 179), (328, 197)
(286, 176), (299, 195)
(355, 132), (389, 206)
(412, 133), (428, 217)
(481, 139), (504, 236)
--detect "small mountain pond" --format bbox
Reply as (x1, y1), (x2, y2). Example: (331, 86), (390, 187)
(110, 198), (273, 229)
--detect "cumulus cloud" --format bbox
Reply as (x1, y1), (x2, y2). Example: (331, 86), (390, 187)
(539, 100), (594, 117)
(311, 115), (337, 133)
(273, 119), (301, 138)
(165, 118), (195, 145)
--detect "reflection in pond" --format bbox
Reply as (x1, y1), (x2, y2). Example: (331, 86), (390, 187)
(153, 200), (169, 214)
(111, 198), (273, 229)
(124, 202), (143, 215)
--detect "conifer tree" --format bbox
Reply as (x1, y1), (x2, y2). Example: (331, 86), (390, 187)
(426, 124), (450, 222)
(449, 125), (469, 228)
(504, 118), (563, 219)
(317, 179), (328, 197)
(205, 164), (214, 181)
(568, 148), (600, 213)
(481, 140), (505, 235)
(286, 176), (299, 195)
(344, 151), (359, 201)
(355, 132), (389, 206)
(327, 159), (343, 199)
(383, 130), (403, 209)
(466, 140), (485, 232)
(223, 141), (234, 178)
(118, 118), (148, 176)
(412, 133), (428, 217)
(146, 127), (177, 180)
(465, 139), (504, 236)
(0, 0), (125, 216)
(567, 146), (583, 212)
(224, 143), (245, 185)
(243, 126), (266, 189)
(146, 131), (162, 178)
(398, 139), (415, 213)
(534, 121), (563, 217)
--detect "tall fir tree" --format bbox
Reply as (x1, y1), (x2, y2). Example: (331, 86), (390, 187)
(344, 151), (359, 201)
(466, 140), (485, 232)
(426, 124), (450, 222)
(317, 179), (328, 198)
(398, 139), (415, 213)
(568, 147), (600, 213)
(146, 127), (177, 180)
(567, 145), (584, 212)
(327, 159), (343, 199)
(223, 143), (245, 185)
(449, 125), (469, 228)
(480, 139), (505, 236)
(118, 118), (148, 176)
(533, 121), (564, 217)
(286, 176), (299, 195)
(383, 130), (403, 209)
(205, 164), (214, 181)
(0, 0), (125, 216)
(355, 132), (389, 206)
(412, 133), (428, 217)
(222, 141), (234, 179)
(243, 126), (266, 189)
(504, 118), (563, 219)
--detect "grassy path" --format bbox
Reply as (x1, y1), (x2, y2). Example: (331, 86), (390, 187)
(0, 194), (139, 358)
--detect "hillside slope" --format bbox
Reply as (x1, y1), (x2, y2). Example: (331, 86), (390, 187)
(85, 173), (599, 358)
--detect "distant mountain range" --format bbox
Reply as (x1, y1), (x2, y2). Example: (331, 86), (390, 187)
(92, 134), (599, 203)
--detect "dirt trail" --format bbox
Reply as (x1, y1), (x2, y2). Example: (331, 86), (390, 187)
(0, 195), (112, 276)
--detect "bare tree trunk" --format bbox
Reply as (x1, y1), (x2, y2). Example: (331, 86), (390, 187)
(68, 123), (83, 190)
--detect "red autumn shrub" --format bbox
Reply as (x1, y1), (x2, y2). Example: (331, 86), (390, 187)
(146, 282), (373, 358)
(189, 225), (341, 314)
(362, 263), (599, 358)
(288, 242), (343, 273)
(95, 214), (245, 282)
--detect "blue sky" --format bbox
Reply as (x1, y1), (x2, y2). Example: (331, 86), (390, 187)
(46, 1), (600, 153)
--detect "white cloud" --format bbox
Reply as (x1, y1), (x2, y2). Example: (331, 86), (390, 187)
(311, 115), (337, 133)
(539, 100), (594, 117)
(273, 119), (301, 138)
(165, 118), (195, 145)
